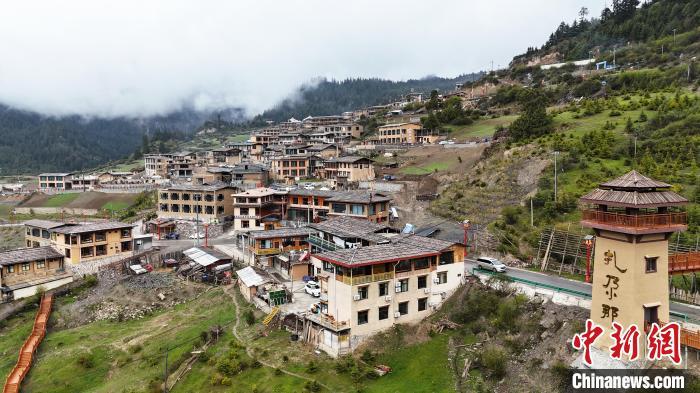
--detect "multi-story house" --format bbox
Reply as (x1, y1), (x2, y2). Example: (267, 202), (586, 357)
(232, 188), (286, 231)
(307, 216), (397, 252)
(269, 154), (323, 182)
(168, 152), (197, 179)
(157, 184), (235, 222)
(301, 115), (350, 128)
(144, 154), (173, 178)
(38, 173), (74, 192)
(0, 247), (72, 301)
(24, 219), (67, 248)
(307, 235), (465, 356)
(322, 156), (375, 184)
(246, 227), (312, 266)
(208, 147), (242, 166)
(231, 164), (269, 189)
(373, 122), (439, 144)
(326, 191), (391, 223)
(315, 123), (363, 139)
(306, 144), (340, 159)
(48, 222), (135, 264)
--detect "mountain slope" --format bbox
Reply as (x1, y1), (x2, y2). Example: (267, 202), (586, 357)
(252, 75), (482, 123)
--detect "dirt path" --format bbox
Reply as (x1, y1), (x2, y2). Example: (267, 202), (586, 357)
(224, 283), (331, 391)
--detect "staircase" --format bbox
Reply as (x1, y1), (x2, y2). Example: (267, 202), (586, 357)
(4, 293), (53, 393)
(263, 306), (280, 326)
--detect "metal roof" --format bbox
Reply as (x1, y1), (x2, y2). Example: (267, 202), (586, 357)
(183, 247), (231, 267)
(0, 246), (64, 266)
(236, 266), (269, 287)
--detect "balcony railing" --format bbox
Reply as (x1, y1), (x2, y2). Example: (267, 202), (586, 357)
(581, 210), (687, 230)
(309, 235), (338, 251)
(338, 271), (394, 286)
(669, 252), (700, 274)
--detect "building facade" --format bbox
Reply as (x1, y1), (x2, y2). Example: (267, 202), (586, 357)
(373, 122), (438, 144)
(0, 247), (72, 301)
(157, 184), (235, 222)
(42, 222), (134, 264)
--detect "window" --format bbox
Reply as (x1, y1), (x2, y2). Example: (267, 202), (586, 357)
(332, 203), (346, 213)
(7, 265), (14, 273)
(418, 297), (428, 311)
(378, 282), (388, 296)
(36, 260), (45, 269)
(121, 229), (131, 238)
(417, 275), (427, 289)
(397, 279), (408, 293)
(645, 256), (658, 273)
(65, 249), (71, 258)
(351, 204), (364, 215)
(182, 193), (191, 201)
(242, 220), (250, 228)
(396, 260), (411, 272)
(437, 272), (447, 284)
(439, 251), (454, 265)
(358, 285), (368, 300)
(22, 263), (30, 271)
(414, 258), (429, 270)
(398, 301), (408, 315)
(357, 310), (369, 325)
(378, 306), (389, 320)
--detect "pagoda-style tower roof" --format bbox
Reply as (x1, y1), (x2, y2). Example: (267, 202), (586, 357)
(580, 170), (687, 208)
(580, 171), (687, 235)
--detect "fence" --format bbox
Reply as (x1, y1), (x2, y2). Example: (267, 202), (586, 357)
(3, 293), (53, 393)
(471, 267), (591, 299)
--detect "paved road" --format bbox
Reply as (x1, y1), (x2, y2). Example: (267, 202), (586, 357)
(465, 259), (700, 321)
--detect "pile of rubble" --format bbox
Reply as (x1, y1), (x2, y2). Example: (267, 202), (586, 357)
(92, 300), (159, 322)
(176, 222), (224, 239)
(123, 272), (177, 290)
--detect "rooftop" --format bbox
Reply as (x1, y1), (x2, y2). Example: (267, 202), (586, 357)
(249, 227), (312, 240)
(377, 122), (420, 129)
(38, 172), (72, 177)
(600, 170), (671, 190)
(325, 156), (373, 163)
(314, 241), (442, 267)
(0, 246), (64, 266)
(580, 171), (687, 207)
(24, 219), (66, 230)
(233, 187), (282, 197)
(162, 183), (233, 192)
(183, 247), (231, 267)
(51, 221), (133, 235)
(309, 216), (393, 243)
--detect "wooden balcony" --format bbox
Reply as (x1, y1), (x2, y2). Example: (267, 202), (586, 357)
(581, 209), (687, 234)
(338, 271), (394, 286)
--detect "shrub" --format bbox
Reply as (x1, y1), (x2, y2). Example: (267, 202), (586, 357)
(83, 274), (98, 288)
(77, 353), (95, 369)
(243, 309), (255, 325)
(360, 350), (375, 363)
(304, 380), (322, 392)
(128, 344), (142, 354)
(282, 354), (289, 362)
(480, 345), (507, 380)
(306, 360), (318, 373)
(334, 355), (355, 374)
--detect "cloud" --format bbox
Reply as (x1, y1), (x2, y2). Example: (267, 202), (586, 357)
(0, 0), (603, 118)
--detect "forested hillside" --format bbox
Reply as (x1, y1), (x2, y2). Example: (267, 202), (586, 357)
(252, 75), (482, 124)
(513, 0), (700, 63)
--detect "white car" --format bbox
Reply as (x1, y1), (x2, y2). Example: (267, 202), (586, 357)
(303, 184), (315, 190)
(476, 257), (507, 273)
(304, 281), (321, 297)
(188, 232), (205, 239)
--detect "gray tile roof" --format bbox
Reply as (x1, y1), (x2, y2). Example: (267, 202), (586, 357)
(249, 227), (312, 240)
(314, 240), (442, 267)
(51, 221), (133, 234)
(162, 183), (233, 192)
(580, 189), (688, 207)
(24, 219), (66, 230)
(309, 216), (392, 243)
(325, 156), (373, 163)
(600, 170), (671, 190)
(0, 246), (64, 266)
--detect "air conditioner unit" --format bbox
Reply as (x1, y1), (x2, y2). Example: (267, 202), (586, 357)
(394, 312), (401, 318)
(432, 277), (440, 284)
(384, 295), (392, 302)
(423, 288), (430, 294)
(353, 294), (361, 301)
(395, 287), (402, 293)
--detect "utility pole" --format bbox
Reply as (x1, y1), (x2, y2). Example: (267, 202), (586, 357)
(530, 198), (534, 227)
(553, 151), (560, 204)
(194, 194), (201, 246)
(673, 28), (677, 45)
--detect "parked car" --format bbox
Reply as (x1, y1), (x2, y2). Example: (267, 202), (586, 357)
(165, 232), (179, 240)
(188, 232), (205, 239)
(304, 281), (321, 297)
(303, 184), (315, 190)
(476, 257), (507, 273)
(383, 175), (396, 181)
(129, 264), (148, 275)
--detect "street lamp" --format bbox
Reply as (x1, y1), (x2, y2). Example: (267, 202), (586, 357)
(552, 151), (560, 204)
(584, 235), (594, 283)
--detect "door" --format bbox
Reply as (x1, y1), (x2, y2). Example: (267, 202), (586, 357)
(644, 305), (659, 331)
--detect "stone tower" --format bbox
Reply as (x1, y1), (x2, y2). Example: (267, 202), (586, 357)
(580, 170), (687, 350)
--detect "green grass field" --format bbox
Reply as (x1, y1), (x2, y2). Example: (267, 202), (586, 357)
(43, 193), (80, 207)
(400, 161), (450, 175)
(445, 115), (518, 139)
(101, 201), (131, 212)
(22, 289), (236, 393)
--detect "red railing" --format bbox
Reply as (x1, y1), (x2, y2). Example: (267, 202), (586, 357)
(3, 293), (53, 393)
(668, 252), (700, 274)
(581, 210), (687, 230)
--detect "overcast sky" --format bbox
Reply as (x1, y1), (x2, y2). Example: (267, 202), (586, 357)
(0, 0), (604, 118)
